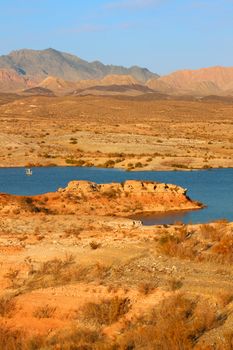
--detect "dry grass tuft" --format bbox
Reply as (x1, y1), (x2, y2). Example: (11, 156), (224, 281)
(82, 296), (131, 326)
(217, 290), (233, 307)
(64, 226), (83, 238)
(0, 325), (25, 350)
(138, 282), (157, 295)
(33, 327), (113, 350)
(90, 241), (101, 250)
(0, 325), (113, 350)
(168, 277), (183, 291)
(0, 296), (16, 318)
(158, 223), (233, 264)
(4, 269), (20, 288)
(33, 304), (57, 319)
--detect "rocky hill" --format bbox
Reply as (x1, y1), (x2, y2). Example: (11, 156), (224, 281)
(147, 66), (233, 96)
(0, 48), (158, 83)
(0, 69), (35, 92)
(72, 74), (153, 96)
(38, 76), (78, 95)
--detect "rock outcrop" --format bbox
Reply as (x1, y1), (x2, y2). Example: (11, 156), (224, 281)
(0, 180), (203, 216)
(56, 180), (202, 215)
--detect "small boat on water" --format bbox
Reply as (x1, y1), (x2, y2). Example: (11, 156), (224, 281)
(25, 168), (33, 176)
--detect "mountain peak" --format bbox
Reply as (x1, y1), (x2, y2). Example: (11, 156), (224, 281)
(0, 48), (157, 83)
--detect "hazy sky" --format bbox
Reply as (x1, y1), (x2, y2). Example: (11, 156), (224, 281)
(0, 0), (232, 74)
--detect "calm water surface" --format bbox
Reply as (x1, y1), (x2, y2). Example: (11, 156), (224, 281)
(0, 167), (232, 225)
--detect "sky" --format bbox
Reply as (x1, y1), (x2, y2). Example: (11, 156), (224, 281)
(0, 0), (232, 75)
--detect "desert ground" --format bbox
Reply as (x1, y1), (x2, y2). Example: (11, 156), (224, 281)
(0, 93), (233, 349)
(0, 180), (233, 349)
(0, 93), (233, 170)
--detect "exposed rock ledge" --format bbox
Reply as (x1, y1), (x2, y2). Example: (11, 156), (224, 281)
(0, 180), (203, 216)
(57, 180), (202, 214)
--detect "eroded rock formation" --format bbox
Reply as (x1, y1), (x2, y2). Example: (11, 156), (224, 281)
(0, 180), (202, 216)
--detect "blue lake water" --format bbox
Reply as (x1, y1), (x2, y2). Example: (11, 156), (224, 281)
(0, 167), (232, 225)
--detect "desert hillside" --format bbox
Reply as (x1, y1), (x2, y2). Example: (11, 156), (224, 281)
(0, 69), (36, 92)
(148, 66), (233, 96)
(37, 74), (152, 96)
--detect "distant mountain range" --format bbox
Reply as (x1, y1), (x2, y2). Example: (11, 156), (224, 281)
(0, 48), (157, 82)
(0, 48), (232, 97)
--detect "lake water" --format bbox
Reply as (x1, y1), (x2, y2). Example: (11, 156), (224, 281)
(0, 167), (232, 225)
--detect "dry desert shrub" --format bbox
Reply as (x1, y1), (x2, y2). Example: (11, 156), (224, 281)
(138, 282), (157, 295)
(211, 235), (233, 263)
(17, 257), (112, 292)
(0, 296), (16, 318)
(64, 226), (83, 237)
(158, 223), (233, 264)
(37, 253), (75, 275)
(200, 223), (224, 241)
(217, 290), (233, 307)
(0, 325), (25, 350)
(0, 325), (113, 350)
(0, 294), (228, 350)
(21, 196), (51, 214)
(158, 232), (196, 260)
(119, 293), (225, 350)
(33, 327), (114, 350)
(22, 255), (86, 290)
(33, 304), (57, 319)
(82, 296), (131, 326)
(103, 159), (116, 168)
(4, 268), (20, 288)
(89, 240), (101, 250)
(167, 277), (183, 291)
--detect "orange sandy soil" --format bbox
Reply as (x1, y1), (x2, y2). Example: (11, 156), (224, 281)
(0, 182), (233, 348)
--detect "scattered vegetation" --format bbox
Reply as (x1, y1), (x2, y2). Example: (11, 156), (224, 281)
(1, 292), (230, 349)
(103, 159), (115, 168)
(171, 163), (188, 169)
(158, 222), (233, 264)
(82, 296), (131, 326)
(118, 293), (226, 350)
